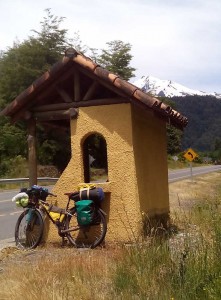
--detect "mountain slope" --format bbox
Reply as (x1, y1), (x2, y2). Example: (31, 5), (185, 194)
(133, 75), (221, 99)
(133, 75), (221, 152)
(171, 95), (221, 151)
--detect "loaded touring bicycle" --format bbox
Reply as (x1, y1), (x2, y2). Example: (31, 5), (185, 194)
(13, 184), (107, 249)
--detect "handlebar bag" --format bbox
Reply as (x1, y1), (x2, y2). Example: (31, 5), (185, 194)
(31, 185), (49, 200)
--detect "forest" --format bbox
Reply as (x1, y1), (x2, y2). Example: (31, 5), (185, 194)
(172, 95), (221, 155)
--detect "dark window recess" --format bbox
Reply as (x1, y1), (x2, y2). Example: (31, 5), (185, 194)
(83, 134), (108, 183)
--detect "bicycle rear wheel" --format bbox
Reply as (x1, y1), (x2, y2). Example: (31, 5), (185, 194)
(65, 207), (107, 248)
(15, 209), (44, 250)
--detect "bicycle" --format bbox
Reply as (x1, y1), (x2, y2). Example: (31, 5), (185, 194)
(13, 185), (107, 250)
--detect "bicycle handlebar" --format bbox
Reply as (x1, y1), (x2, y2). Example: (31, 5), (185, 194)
(20, 186), (57, 200)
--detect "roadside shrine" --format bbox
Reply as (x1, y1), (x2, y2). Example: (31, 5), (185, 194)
(0, 48), (188, 243)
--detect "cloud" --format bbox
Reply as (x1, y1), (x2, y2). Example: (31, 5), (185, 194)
(0, 0), (220, 92)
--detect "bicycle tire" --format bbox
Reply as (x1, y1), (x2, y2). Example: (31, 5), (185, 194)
(65, 207), (107, 248)
(15, 209), (44, 250)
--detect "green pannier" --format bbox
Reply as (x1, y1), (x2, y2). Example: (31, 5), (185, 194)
(75, 200), (94, 226)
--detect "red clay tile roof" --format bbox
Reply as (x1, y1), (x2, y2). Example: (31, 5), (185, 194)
(0, 48), (188, 129)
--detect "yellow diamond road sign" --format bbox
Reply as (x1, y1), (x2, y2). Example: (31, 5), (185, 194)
(184, 148), (198, 162)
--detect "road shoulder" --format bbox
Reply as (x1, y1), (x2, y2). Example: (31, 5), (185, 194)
(0, 237), (15, 250)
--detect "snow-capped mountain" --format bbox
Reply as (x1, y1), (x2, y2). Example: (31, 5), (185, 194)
(133, 75), (221, 99)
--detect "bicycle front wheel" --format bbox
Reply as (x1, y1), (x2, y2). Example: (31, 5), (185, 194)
(65, 207), (107, 248)
(15, 209), (44, 250)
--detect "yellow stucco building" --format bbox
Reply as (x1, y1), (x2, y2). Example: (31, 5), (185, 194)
(0, 48), (188, 243)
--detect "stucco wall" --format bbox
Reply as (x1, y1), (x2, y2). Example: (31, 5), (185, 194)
(131, 106), (169, 217)
(48, 103), (169, 243)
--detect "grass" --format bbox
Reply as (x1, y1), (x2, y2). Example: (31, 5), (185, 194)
(167, 159), (208, 170)
(168, 159), (190, 169)
(1, 172), (221, 299)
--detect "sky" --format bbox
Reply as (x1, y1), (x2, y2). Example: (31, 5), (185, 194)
(0, 0), (221, 93)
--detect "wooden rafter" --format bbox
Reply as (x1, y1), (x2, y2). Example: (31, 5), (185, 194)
(83, 81), (99, 101)
(8, 69), (76, 123)
(76, 65), (127, 98)
(36, 67), (75, 101)
(56, 87), (73, 103)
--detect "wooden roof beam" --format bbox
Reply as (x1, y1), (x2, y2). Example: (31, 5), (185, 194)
(56, 87), (73, 103)
(36, 67), (75, 101)
(32, 102), (77, 112)
(74, 97), (129, 107)
(77, 66), (127, 98)
(32, 97), (128, 112)
(83, 81), (99, 101)
(34, 108), (78, 121)
(11, 97), (129, 123)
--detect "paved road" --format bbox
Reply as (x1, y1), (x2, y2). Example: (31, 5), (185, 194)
(0, 165), (221, 246)
(0, 190), (22, 240)
(0, 186), (53, 249)
(168, 164), (221, 182)
(0, 190), (22, 249)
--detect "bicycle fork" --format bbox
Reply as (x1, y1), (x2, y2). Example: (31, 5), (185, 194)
(25, 208), (35, 230)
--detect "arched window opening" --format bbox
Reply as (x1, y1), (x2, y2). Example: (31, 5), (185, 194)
(83, 134), (108, 183)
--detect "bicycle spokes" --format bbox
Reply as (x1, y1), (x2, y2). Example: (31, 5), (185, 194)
(15, 209), (44, 250)
(65, 208), (107, 248)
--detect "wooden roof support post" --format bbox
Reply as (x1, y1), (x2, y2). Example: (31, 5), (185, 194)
(27, 118), (37, 186)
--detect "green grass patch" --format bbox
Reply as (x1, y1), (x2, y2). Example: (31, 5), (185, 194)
(111, 194), (221, 299)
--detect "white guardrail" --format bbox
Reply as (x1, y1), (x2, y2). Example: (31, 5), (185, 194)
(0, 177), (58, 185)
